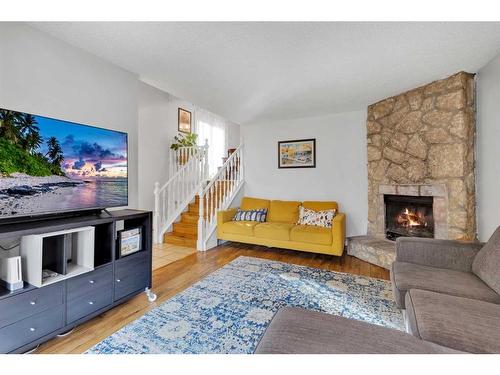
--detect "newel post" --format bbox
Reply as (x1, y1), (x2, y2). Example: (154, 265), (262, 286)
(197, 185), (205, 251)
(153, 182), (161, 244)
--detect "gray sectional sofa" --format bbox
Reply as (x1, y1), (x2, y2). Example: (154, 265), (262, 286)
(255, 307), (460, 354)
(391, 236), (500, 308)
(256, 227), (500, 354)
(391, 228), (500, 353)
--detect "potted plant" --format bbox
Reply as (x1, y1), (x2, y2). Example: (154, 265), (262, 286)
(170, 132), (198, 165)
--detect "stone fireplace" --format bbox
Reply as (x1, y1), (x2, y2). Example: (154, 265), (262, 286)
(367, 71), (476, 241)
(348, 71), (477, 269)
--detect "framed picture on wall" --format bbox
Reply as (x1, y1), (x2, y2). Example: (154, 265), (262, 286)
(178, 108), (192, 133)
(278, 138), (316, 168)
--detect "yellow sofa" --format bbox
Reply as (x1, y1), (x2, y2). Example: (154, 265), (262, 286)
(217, 197), (346, 256)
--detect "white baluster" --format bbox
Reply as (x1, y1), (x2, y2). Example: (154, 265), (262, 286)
(176, 148), (179, 174)
(216, 180), (220, 222)
(191, 148), (195, 192)
(168, 184), (173, 219)
(211, 185), (216, 225)
(174, 149), (177, 174)
(177, 169), (182, 209)
(235, 149), (239, 183)
(169, 149), (173, 177)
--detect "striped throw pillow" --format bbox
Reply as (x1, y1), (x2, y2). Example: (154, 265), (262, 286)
(232, 208), (268, 222)
(297, 206), (336, 228)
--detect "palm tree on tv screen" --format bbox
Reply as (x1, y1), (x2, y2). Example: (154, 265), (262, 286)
(45, 136), (64, 166)
(0, 109), (22, 143)
(18, 113), (41, 151)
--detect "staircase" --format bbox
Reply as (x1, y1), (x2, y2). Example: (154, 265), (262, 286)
(154, 144), (244, 251)
(162, 195), (200, 247)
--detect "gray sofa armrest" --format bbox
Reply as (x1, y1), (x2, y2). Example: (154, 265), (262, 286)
(396, 237), (484, 272)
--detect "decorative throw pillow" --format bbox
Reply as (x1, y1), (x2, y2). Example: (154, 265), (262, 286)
(297, 206), (336, 228)
(232, 208), (268, 222)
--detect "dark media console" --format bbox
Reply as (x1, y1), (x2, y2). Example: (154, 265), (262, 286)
(0, 209), (154, 353)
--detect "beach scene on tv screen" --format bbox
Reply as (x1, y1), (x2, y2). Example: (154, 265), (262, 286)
(0, 108), (128, 217)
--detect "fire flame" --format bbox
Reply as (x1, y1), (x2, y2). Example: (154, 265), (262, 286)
(397, 208), (427, 228)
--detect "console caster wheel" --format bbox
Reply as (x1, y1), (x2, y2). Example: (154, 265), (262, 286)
(57, 327), (75, 337)
(23, 344), (40, 354)
(145, 288), (157, 302)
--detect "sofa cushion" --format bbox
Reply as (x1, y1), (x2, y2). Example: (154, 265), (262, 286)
(472, 226), (500, 295)
(232, 208), (267, 222)
(240, 197), (270, 211)
(302, 201), (338, 212)
(254, 307), (460, 354)
(254, 222), (294, 241)
(267, 200), (301, 223)
(220, 221), (259, 236)
(405, 289), (500, 353)
(391, 261), (500, 309)
(297, 206), (336, 228)
(290, 225), (332, 245)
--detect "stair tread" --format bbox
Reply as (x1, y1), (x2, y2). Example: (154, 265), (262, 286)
(163, 233), (197, 248)
(174, 221), (197, 228)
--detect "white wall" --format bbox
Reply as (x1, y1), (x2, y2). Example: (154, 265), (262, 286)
(137, 82), (173, 211)
(242, 111), (367, 237)
(227, 120), (242, 149)
(137, 83), (199, 211)
(138, 82), (241, 211)
(0, 23), (139, 208)
(477, 54), (500, 241)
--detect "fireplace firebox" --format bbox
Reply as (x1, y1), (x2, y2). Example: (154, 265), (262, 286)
(384, 194), (434, 241)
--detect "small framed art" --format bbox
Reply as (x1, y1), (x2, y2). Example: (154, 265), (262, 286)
(278, 138), (316, 168)
(178, 108), (192, 133)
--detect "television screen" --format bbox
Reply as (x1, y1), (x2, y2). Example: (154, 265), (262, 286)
(0, 107), (128, 219)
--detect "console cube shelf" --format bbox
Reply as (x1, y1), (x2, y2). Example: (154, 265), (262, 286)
(0, 209), (153, 354)
(21, 226), (95, 287)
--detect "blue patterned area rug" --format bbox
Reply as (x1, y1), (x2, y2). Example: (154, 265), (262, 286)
(87, 256), (403, 354)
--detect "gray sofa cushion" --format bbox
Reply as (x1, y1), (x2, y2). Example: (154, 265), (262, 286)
(254, 307), (460, 354)
(405, 289), (500, 353)
(473, 226), (500, 295)
(396, 237), (483, 272)
(391, 261), (500, 309)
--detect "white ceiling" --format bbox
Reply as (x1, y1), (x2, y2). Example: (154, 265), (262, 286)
(30, 22), (500, 124)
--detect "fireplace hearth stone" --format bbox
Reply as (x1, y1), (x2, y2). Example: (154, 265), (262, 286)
(347, 235), (396, 270)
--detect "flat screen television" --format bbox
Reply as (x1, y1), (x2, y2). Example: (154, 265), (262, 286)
(0, 107), (128, 220)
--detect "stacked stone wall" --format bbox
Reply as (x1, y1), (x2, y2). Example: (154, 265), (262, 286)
(367, 72), (476, 240)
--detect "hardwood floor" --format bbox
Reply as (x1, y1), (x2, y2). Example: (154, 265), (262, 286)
(36, 242), (389, 354)
(152, 243), (197, 270)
